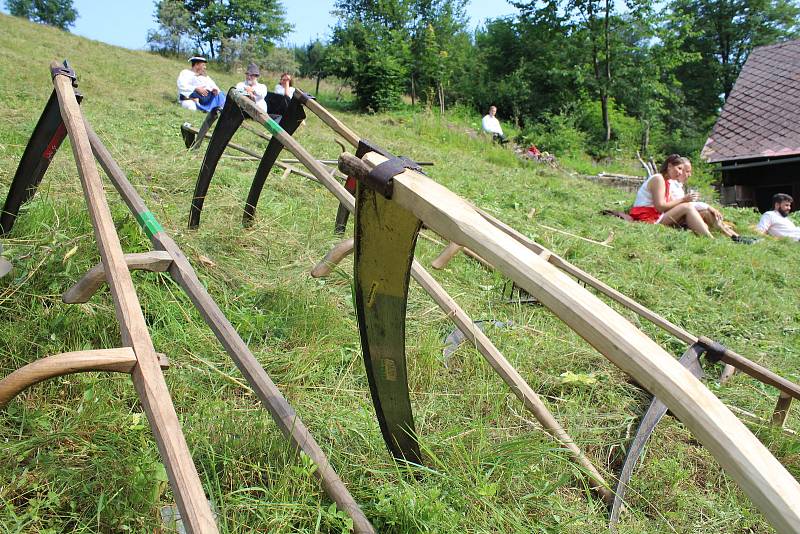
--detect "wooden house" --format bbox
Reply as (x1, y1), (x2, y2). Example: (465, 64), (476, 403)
(701, 39), (800, 212)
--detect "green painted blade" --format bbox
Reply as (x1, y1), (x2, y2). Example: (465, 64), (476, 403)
(354, 181), (423, 464)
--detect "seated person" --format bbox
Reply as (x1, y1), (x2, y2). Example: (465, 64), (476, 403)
(177, 56), (226, 112)
(630, 154), (713, 237)
(756, 193), (800, 241)
(481, 105), (508, 144)
(670, 158), (754, 243)
(274, 72), (295, 98)
(235, 63), (268, 113)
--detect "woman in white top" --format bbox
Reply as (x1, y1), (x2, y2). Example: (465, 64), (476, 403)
(274, 72), (295, 98)
(630, 154), (712, 237)
(672, 158), (745, 240)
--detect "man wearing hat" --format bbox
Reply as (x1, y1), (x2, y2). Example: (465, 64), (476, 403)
(235, 63), (268, 113)
(177, 56), (226, 112)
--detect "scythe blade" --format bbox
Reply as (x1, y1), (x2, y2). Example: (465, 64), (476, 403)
(188, 90), (245, 229)
(354, 180), (423, 464)
(242, 95), (306, 227)
(610, 342), (706, 527)
(1, 90), (81, 234)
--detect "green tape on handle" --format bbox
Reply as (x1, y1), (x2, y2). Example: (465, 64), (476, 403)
(264, 118), (284, 135)
(135, 211), (163, 239)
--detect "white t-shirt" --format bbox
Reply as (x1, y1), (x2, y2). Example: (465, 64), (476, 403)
(756, 211), (800, 241)
(481, 114), (503, 136)
(235, 81), (268, 112)
(177, 69), (220, 98)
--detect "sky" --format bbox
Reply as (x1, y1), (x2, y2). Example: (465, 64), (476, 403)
(2, 1), (520, 51)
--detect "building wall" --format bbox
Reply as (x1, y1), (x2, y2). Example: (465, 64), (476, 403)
(719, 159), (800, 212)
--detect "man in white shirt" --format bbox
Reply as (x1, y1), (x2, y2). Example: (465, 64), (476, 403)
(481, 105), (508, 144)
(756, 193), (800, 241)
(177, 56), (226, 112)
(235, 63), (268, 113)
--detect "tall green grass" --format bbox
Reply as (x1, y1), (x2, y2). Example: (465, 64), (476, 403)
(1, 13), (798, 533)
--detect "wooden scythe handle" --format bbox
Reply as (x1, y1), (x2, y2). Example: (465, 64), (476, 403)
(0, 348), (169, 408)
(62, 251), (173, 303)
(311, 237), (354, 278)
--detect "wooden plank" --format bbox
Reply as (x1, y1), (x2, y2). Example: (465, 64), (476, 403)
(476, 208), (800, 401)
(349, 150), (800, 533)
(297, 92), (360, 147)
(84, 122), (374, 534)
(62, 251), (173, 303)
(773, 393), (792, 427)
(52, 67), (218, 534)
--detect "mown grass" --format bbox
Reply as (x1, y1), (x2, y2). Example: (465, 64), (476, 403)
(1, 13), (798, 533)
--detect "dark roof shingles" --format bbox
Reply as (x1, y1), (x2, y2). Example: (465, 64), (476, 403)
(702, 39), (800, 163)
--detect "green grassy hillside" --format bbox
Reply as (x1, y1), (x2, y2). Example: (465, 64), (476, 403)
(1, 13), (798, 533)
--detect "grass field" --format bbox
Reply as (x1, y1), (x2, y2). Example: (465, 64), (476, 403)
(1, 13), (799, 533)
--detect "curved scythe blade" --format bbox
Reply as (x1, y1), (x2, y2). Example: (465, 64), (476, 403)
(242, 96), (306, 227)
(188, 105), (222, 151)
(188, 91), (245, 229)
(354, 181), (423, 464)
(610, 343), (705, 527)
(1, 90), (79, 234)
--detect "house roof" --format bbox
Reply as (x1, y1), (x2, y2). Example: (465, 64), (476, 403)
(701, 39), (800, 164)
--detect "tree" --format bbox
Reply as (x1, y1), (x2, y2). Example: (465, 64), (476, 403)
(328, 0), (468, 111)
(6, 0), (77, 30)
(148, 0), (292, 61)
(147, 0), (195, 56)
(667, 0), (800, 119)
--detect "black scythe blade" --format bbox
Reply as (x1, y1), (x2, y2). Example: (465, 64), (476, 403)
(189, 105), (222, 151)
(242, 94), (306, 227)
(188, 89), (245, 229)
(1, 90), (81, 234)
(354, 180), (423, 464)
(610, 343), (706, 527)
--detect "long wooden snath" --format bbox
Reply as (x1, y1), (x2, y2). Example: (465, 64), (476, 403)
(340, 151), (800, 533)
(0, 63), (374, 533)
(52, 61), (216, 532)
(216, 89), (614, 502)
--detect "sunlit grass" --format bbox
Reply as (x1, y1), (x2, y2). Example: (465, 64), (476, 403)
(1, 12), (798, 533)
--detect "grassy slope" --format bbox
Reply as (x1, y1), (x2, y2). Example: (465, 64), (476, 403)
(1, 13), (798, 533)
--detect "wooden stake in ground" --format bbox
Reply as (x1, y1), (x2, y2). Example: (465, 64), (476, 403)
(340, 150), (800, 534)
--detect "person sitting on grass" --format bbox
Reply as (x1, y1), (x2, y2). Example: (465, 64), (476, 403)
(669, 158), (757, 243)
(235, 63), (268, 113)
(177, 56), (226, 112)
(274, 72), (295, 98)
(481, 105), (508, 145)
(629, 154), (713, 237)
(756, 193), (800, 242)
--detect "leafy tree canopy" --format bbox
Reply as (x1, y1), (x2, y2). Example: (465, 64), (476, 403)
(6, 0), (77, 30)
(148, 0), (292, 62)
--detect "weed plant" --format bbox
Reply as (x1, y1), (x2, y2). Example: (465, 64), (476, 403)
(0, 13), (798, 533)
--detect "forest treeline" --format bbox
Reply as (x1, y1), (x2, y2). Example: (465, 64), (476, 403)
(313, 0), (800, 158)
(10, 0), (798, 159)
(151, 0), (800, 158)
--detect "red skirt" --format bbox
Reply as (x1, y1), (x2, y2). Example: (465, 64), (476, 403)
(629, 206), (661, 223)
